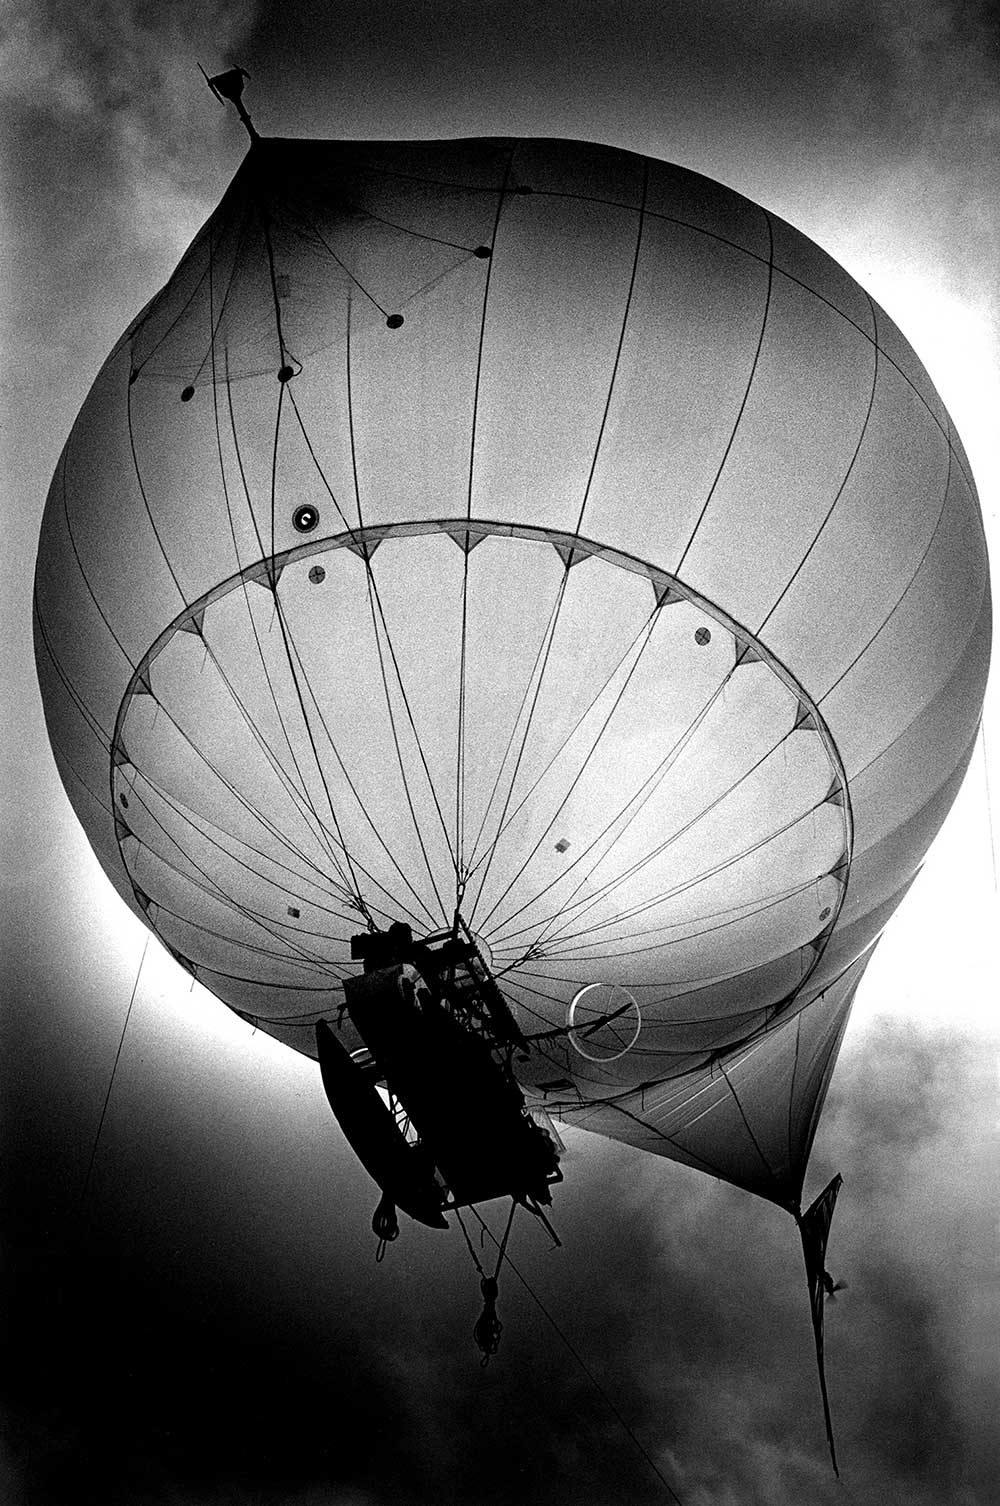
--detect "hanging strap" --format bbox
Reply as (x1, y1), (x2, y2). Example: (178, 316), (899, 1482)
(458, 1200), (518, 1363)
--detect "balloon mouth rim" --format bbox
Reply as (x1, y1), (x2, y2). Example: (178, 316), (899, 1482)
(109, 516), (854, 1007)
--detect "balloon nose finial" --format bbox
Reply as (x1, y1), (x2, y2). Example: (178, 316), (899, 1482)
(200, 64), (259, 143)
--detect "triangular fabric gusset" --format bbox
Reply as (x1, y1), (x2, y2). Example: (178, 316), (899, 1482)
(824, 777), (845, 807)
(178, 606), (206, 636)
(133, 672), (153, 697)
(245, 560), (285, 590)
(651, 581), (682, 610)
(796, 1172), (843, 1475)
(114, 817), (131, 842)
(806, 921), (836, 960)
(112, 744), (131, 769)
(343, 537), (381, 563)
(793, 700), (818, 733)
(444, 524), (489, 555)
(830, 854), (850, 882)
(734, 640), (763, 667)
(552, 541), (582, 569)
(132, 886), (152, 913)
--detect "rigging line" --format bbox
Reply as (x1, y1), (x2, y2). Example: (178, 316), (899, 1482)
(259, 217), (366, 910)
(208, 229), (333, 839)
(464, 613), (656, 880)
(129, 204), (245, 379)
(343, 299), (454, 918)
(529, 790), (825, 951)
(80, 935), (150, 1210)
(122, 780), (358, 969)
(465, 567), (571, 928)
(456, 545), (470, 891)
(274, 595), (445, 930)
(140, 895), (349, 975)
(483, 666), (734, 947)
(816, 442), (959, 708)
(271, 542), (366, 907)
(362, 562), (449, 923)
(288, 213), (390, 317)
(467, 1207), (686, 1506)
(59, 435), (342, 892)
(464, 578), (569, 877)
(718, 1060), (781, 1185)
(125, 657), (350, 893)
(222, 370), (365, 877)
(122, 805), (357, 968)
(466, 173), (648, 924)
(530, 877), (824, 962)
(456, 146), (516, 889)
(474, 611), (661, 932)
(187, 206), (256, 388)
(283, 189), (496, 257)
(673, 209), (774, 578)
(506, 675), (825, 951)
(128, 402), (348, 886)
(530, 776), (822, 955)
(282, 389), (444, 925)
(33, 599), (112, 750)
(755, 295), (879, 638)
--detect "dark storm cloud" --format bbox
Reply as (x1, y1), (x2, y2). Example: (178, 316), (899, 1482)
(5, 1012), (995, 1505)
(1, 0), (259, 373)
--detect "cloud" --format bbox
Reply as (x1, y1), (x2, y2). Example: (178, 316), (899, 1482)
(1, 0), (259, 368)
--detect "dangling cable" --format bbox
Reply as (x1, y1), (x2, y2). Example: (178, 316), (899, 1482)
(80, 935), (150, 1209)
(469, 1205), (687, 1505)
(456, 1200), (518, 1364)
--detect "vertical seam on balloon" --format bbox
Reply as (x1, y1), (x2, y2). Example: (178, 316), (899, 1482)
(343, 294), (462, 910)
(467, 171), (649, 925)
(265, 383), (368, 912)
(33, 592), (113, 747)
(816, 439), (958, 709)
(673, 210), (775, 579)
(127, 376), (189, 608)
(570, 161), (649, 545)
(209, 247), (353, 874)
(455, 147), (518, 897)
(755, 292), (881, 638)
(258, 207), (376, 911)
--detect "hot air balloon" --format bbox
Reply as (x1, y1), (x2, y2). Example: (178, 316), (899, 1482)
(34, 96), (991, 1472)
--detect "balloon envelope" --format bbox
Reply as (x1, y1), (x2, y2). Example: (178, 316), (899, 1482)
(35, 136), (990, 1207)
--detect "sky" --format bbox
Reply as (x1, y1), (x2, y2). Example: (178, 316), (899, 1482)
(2, 2), (999, 1504)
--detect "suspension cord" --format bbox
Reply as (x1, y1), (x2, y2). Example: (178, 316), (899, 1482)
(456, 1200), (519, 1364)
(80, 935), (150, 1209)
(469, 1206), (686, 1505)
